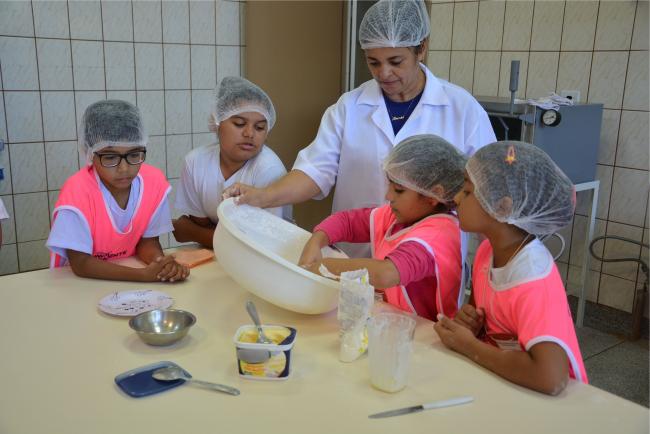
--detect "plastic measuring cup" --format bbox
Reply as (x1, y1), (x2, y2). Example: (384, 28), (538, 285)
(367, 312), (416, 393)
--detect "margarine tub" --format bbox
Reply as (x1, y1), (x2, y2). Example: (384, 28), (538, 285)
(233, 325), (297, 380)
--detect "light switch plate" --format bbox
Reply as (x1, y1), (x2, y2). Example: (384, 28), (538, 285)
(560, 90), (581, 103)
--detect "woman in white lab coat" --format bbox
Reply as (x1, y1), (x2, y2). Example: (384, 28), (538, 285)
(225, 0), (495, 257)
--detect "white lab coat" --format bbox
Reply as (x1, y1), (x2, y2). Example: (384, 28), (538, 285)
(293, 64), (496, 257)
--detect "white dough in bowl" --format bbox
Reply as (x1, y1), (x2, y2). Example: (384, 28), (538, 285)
(213, 198), (347, 314)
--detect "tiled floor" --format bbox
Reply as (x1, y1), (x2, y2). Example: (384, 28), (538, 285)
(570, 296), (649, 407)
(577, 326), (649, 407)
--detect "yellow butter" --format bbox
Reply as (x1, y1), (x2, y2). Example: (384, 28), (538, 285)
(238, 327), (290, 344)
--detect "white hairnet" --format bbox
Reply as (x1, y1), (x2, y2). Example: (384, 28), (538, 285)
(79, 99), (147, 165)
(209, 76), (276, 132)
(383, 134), (466, 202)
(466, 141), (575, 235)
(359, 0), (430, 50)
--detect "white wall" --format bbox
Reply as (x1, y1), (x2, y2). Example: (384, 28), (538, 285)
(427, 0), (649, 313)
(0, 0), (245, 272)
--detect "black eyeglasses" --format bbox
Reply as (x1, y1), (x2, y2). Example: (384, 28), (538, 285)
(94, 150), (147, 168)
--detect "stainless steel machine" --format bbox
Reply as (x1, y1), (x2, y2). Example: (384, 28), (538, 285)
(477, 96), (603, 184)
(475, 61), (604, 327)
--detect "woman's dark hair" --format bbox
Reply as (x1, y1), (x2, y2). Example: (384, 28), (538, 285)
(410, 40), (427, 55)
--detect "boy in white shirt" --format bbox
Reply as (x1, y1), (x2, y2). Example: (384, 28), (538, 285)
(173, 76), (291, 248)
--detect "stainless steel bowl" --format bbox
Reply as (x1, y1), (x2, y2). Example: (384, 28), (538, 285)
(129, 309), (196, 346)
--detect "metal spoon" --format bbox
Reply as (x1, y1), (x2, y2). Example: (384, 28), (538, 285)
(246, 300), (273, 344)
(152, 366), (240, 396)
(236, 347), (272, 364)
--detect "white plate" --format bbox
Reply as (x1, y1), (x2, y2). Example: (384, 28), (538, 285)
(98, 290), (173, 317)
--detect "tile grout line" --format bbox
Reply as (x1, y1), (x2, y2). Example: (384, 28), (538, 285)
(562, 0), (583, 286)
(0, 9), (18, 270)
(590, 0), (605, 304)
(601, 0), (639, 307)
(583, 339), (627, 362)
(524, 0), (535, 99)
(131, 0), (137, 108)
(470, 1), (479, 95)
(621, 1), (645, 296)
(521, 1), (532, 100)
(448, 2), (455, 80)
(160, 0), (168, 181)
(188, 0), (193, 151)
(495, 0), (506, 97)
(12, 0), (39, 273)
(100, 0), (107, 97)
(550, 1), (566, 95)
(5, 33), (647, 52)
(65, 0), (79, 178)
(31, 1), (49, 271)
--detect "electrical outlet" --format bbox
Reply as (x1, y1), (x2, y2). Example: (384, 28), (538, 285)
(560, 90), (581, 103)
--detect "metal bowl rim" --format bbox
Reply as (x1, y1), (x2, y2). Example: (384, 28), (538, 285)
(128, 308), (197, 335)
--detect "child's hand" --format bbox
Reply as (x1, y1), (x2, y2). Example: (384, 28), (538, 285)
(434, 314), (477, 356)
(454, 304), (485, 336)
(157, 256), (190, 282)
(299, 240), (323, 268)
(299, 231), (329, 268)
(142, 256), (189, 282)
(300, 260), (323, 276)
(141, 256), (176, 282)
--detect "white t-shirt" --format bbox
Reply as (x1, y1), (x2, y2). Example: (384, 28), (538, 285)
(0, 198), (8, 220)
(489, 239), (554, 290)
(174, 143), (291, 222)
(46, 175), (173, 259)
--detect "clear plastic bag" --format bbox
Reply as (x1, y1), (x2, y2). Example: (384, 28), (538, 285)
(336, 269), (375, 362)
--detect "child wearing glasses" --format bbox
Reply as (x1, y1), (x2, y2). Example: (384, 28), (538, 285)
(172, 76), (291, 248)
(434, 141), (587, 395)
(46, 100), (189, 282)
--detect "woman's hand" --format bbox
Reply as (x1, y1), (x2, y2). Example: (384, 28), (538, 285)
(222, 182), (269, 208)
(298, 231), (329, 268)
(434, 314), (478, 357)
(453, 304), (485, 336)
(223, 171), (322, 209)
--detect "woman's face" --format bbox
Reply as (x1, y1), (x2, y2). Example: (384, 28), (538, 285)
(218, 111), (269, 166)
(385, 180), (437, 225)
(364, 45), (425, 101)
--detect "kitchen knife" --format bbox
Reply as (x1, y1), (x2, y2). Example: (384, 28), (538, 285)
(368, 396), (474, 419)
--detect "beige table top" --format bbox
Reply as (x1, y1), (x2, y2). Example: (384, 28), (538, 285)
(0, 258), (648, 434)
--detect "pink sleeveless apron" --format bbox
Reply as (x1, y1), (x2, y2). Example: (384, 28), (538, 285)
(371, 205), (462, 320)
(472, 240), (588, 383)
(50, 164), (170, 267)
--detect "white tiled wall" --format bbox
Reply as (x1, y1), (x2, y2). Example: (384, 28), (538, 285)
(0, 0), (245, 274)
(427, 0), (649, 314)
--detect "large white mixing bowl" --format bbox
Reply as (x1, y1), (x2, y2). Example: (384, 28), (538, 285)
(213, 198), (346, 314)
